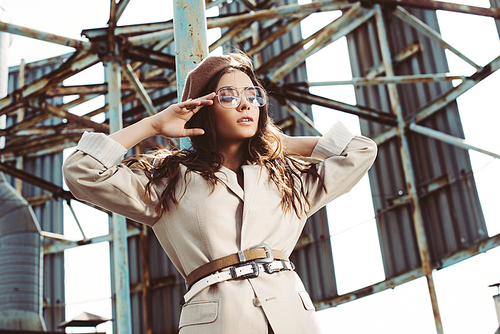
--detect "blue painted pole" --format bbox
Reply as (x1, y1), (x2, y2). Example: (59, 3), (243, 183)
(105, 58), (133, 334)
(173, 0), (208, 149)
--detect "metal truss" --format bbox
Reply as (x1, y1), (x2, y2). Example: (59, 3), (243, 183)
(0, 1), (499, 333)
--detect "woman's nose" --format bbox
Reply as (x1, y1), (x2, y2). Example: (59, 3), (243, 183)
(237, 95), (251, 111)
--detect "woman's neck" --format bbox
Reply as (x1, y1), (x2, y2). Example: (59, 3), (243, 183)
(218, 142), (245, 173)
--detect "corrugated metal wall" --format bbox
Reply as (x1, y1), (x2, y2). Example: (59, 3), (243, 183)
(346, 7), (487, 278)
(6, 57), (68, 331)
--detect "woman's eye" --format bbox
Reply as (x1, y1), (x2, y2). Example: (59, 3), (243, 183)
(220, 96), (236, 102)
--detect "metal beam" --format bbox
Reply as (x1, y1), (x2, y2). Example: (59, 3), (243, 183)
(286, 74), (465, 87)
(29, 100), (110, 133)
(409, 122), (500, 159)
(374, 5), (444, 333)
(370, 54), (500, 146)
(105, 56), (133, 334)
(412, 54), (500, 123)
(362, 0), (500, 19)
(280, 87), (397, 125)
(128, 29), (174, 46)
(0, 21), (93, 50)
(0, 52), (100, 116)
(316, 233), (500, 310)
(43, 226), (141, 255)
(366, 40), (422, 78)
(121, 63), (158, 116)
(115, 0), (131, 23)
(394, 6), (481, 70)
(279, 99), (321, 136)
(270, 4), (374, 81)
(208, 0), (352, 28)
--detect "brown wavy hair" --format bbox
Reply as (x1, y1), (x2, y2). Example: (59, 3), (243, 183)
(124, 53), (324, 218)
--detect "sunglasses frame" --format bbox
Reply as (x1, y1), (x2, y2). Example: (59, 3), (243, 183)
(215, 86), (267, 109)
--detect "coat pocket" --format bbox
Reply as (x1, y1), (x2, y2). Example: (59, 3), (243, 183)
(179, 301), (218, 329)
(298, 291), (315, 311)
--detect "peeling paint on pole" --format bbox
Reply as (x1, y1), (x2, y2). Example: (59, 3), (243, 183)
(173, 0), (208, 148)
(105, 58), (133, 334)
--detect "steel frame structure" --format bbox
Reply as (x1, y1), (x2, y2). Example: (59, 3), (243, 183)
(0, 1), (499, 333)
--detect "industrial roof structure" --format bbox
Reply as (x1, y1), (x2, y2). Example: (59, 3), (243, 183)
(0, 1), (499, 333)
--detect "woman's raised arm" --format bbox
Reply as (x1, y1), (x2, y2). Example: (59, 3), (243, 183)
(109, 92), (215, 149)
(279, 134), (320, 157)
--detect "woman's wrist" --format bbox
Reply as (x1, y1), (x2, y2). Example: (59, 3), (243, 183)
(281, 133), (320, 157)
(108, 116), (158, 150)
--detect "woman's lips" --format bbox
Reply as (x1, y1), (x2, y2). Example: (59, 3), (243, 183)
(237, 116), (254, 124)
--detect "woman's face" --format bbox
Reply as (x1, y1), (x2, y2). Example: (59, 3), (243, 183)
(212, 70), (261, 145)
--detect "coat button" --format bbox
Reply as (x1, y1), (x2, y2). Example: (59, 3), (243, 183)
(253, 297), (263, 307)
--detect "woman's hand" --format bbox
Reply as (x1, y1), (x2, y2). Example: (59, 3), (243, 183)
(149, 92), (215, 138)
(109, 93), (215, 150)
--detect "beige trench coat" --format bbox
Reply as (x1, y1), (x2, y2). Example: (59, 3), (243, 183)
(62, 121), (377, 334)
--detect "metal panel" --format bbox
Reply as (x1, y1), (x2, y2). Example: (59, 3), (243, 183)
(6, 58), (67, 331)
(346, 7), (487, 278)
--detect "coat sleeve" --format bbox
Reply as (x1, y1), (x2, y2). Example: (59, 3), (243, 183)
(62, 132), (160, 226)
(304, 121), (377, 218)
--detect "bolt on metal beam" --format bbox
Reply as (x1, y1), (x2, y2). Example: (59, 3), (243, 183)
(374, 5), (444, 333)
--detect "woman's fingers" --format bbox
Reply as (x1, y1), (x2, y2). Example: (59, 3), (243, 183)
(184, 128), (205, 137)
(182, 92), (216, 111)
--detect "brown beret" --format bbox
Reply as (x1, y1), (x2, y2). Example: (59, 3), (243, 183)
(181, 54), (246, 102)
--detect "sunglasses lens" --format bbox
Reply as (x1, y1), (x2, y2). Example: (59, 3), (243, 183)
(217, 87), (266, 108)
(218, 88), (240, 108)
(245, 87), (266, 107)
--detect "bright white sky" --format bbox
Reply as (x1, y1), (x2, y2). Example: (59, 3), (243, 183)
(1, 0), (499, 333)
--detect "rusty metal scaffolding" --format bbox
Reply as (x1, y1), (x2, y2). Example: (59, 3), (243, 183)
(1, 0), (499, 333)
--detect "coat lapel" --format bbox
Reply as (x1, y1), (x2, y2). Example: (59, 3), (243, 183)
(241, 165), (262, 224)
(217, 166), (244, 201)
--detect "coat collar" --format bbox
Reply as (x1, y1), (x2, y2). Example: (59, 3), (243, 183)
(216, 166), (244, 200)
(216, 164), (263, 203)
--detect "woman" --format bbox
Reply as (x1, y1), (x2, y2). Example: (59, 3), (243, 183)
(63, 53), (377, 333)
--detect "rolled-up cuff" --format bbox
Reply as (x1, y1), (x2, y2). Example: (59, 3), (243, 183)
(77, 132), (127, 168)
(311, 121), (355, 160)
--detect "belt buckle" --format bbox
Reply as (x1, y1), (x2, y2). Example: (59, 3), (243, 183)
(248, 243), (274, 264)
(230, 261), (259, 279)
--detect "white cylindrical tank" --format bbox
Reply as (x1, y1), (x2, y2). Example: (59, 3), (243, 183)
(0, 173), (47, 331)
